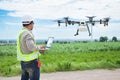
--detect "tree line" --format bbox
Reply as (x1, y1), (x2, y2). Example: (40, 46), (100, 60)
(99, 36), (118, 42)
(0, 36), (119, 45)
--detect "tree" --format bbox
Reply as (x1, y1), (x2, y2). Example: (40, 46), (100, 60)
(112, 36), (117, 42)
(104, 36), (108, 42)
(99, 36), (104, 42)
(99, 36), (108, 42)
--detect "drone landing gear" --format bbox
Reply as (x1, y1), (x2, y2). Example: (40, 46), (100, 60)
(74, 29), (79, 36)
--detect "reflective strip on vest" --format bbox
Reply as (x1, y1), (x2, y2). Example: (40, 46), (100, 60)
(17, 29), (40, 61)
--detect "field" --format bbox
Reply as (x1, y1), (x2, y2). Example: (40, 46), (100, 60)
(0, 41), (120, 76)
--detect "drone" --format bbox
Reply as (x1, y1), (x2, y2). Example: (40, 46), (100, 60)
(56, 16), (110, 36)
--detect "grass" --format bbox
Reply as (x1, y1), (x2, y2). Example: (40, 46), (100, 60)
(40, 51), (120, 72)
(0, 42), (120, 76)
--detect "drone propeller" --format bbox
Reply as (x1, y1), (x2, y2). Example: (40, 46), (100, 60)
(64, 17), (69, 20)
(64, 17), (70, 27)
(54, 19), (64, 26)
(103, 17), (110, 26)
(86, 16), (96, 22)
(103, 17), (110, 22)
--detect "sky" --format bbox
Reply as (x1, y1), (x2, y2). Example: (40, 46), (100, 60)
(0, 0), (120, 40)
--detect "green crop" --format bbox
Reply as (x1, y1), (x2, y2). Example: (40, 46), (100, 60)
(0, 41), (120, 76)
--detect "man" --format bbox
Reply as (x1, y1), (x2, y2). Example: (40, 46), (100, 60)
(17, 15), (45, 80)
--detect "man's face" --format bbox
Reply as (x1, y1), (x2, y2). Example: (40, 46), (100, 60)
(29, 23), (34, 30)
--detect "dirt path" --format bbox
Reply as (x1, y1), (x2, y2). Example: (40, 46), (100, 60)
(0, 69), (120, 80)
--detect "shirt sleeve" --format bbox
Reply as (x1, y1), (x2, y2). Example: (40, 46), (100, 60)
(25, 34), (40, 52)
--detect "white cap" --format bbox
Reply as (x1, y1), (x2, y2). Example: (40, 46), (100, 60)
(22, 15), (34, 24)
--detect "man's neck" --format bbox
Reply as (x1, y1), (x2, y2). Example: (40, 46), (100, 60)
(23, 27), (31, 31)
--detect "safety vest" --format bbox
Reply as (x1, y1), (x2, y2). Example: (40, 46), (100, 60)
(17, 29), (40, 61)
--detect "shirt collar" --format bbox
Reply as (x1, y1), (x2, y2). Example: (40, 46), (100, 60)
(22, 27), (31, 31)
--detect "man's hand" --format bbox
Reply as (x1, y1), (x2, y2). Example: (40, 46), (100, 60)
(39, 46), (46, 54)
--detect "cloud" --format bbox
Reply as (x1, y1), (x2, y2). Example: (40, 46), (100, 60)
(5, 22), (20, 26)
(0, 0), (120, 20)
(0, 0), (120, 40)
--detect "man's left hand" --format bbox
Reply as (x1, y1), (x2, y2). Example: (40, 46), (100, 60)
(39, 46), (46, 53)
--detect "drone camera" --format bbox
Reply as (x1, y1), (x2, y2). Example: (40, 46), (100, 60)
(81, 22), (85, 24)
